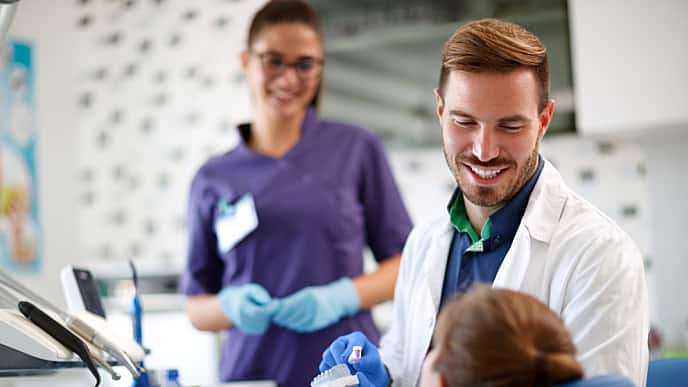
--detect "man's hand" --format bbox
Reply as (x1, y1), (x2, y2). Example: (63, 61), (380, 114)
(320, 331), (389, 387)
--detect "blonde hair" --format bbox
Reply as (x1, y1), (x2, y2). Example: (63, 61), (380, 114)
(432, 286), (583, 387)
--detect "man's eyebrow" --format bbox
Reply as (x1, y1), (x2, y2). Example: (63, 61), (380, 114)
(448, 110), (476, 119)
(498, 114), (531, 122)
(448, 111), (531, 123)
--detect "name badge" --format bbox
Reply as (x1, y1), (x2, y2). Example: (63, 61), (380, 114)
(214, 193), (258, 254)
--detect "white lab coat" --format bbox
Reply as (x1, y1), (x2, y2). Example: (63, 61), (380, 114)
(380, 160), (649, 387)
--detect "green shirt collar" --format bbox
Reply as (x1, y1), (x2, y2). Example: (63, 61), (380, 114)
(447, 192), (492, 252)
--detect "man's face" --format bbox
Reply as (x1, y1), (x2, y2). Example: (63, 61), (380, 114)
(435, 69), (554, 210)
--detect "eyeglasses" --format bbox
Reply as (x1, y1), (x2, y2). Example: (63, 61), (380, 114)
(251, 51), (324, 80)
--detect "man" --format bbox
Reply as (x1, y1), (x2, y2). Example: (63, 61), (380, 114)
(320, 18), (648, 387)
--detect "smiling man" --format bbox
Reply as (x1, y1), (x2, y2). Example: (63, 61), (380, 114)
(320, 18), (649, 387)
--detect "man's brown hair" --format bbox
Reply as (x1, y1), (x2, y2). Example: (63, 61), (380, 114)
(432, 286), (583, 387)
(438, 18), (550, 112)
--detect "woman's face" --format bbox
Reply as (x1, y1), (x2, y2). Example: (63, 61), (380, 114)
(241, 22), (322, 120)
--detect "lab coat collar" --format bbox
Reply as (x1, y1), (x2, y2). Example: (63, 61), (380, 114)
(521, 159), (568, 243)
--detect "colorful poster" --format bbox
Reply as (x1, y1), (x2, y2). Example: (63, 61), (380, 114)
(0, 40), (41, 272)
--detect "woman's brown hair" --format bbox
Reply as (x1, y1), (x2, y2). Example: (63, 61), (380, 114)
(247, 0), (322, 48)
(432, 286), (583, 387)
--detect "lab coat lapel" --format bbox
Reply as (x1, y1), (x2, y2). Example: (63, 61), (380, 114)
(422, 220), (454, 314)
(493, 222), (532, 289)
(494, 160), (566, 289)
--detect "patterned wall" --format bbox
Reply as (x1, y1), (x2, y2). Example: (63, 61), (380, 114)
(73, 0), (264, 273)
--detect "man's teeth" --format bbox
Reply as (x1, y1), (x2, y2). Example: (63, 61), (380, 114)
(470, 166), (502, 179)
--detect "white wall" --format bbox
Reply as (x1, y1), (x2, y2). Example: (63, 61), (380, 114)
(644, 130), (688, 350)
(6, 0), (80, 308)
(569, 0), (688, 134)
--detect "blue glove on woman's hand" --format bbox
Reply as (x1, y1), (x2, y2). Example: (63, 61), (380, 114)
(320, 331), (389, 387)
(218, 283), (279, 335)
(272, 277), (359, 333)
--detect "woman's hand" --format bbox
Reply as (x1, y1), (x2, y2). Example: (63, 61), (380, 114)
(218, 283), (280, 335)
(272, 278), (359, 333)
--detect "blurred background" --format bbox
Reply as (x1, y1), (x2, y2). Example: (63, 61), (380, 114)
(0, 0), (686, 385)
(314, 0), (575, 145)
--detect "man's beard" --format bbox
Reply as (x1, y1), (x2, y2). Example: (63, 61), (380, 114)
(444, 145), (539, 208)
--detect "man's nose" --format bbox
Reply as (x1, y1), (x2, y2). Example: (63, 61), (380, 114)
(472, 127), (499, 162)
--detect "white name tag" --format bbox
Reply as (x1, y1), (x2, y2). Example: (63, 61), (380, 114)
(214, 193), (258, 254)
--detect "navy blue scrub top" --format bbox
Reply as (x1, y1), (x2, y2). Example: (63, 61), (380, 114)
(180, 107), (412, 387)
(440, 155), (544, 307)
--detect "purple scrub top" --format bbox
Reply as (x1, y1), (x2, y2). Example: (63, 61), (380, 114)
(180, 107), (412, 387)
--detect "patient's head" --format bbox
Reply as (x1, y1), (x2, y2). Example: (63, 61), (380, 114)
(420, 286), (583, 387)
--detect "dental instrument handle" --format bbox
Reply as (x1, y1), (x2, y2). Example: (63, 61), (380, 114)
(18, 301), (101, 387)
(89, 347), (122, 381)
(67, 315), (143, 378)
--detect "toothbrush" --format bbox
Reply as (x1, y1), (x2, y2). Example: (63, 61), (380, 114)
(130, 260), (150, 387)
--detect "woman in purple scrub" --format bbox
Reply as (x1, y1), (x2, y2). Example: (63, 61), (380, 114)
(180, 2), (412, 387)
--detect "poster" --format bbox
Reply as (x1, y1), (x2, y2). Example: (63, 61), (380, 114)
(0, 40), (41, 272)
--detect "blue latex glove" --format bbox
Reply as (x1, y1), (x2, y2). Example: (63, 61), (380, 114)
(320, 331), (389, 387)
(218, 283), (279, 335)
(272, 277), (359, 333)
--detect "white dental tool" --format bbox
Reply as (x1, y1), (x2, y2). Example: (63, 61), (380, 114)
(311, 364), (359, 387)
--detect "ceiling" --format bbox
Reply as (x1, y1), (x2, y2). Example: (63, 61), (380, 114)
(311, 0), (574, 146)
